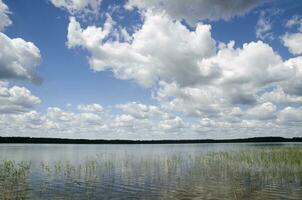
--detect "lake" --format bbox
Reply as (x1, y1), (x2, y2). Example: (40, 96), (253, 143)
(0, 143), (302, 199)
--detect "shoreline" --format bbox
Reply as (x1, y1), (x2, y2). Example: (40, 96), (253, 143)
(0, 136), (301, 144)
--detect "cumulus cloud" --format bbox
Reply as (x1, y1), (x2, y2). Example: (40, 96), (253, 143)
(158, 116), (185, 131)
(2, 0), (300, 139)
(156, 81), (224, 117)
(126, 0), (262, 24)
(65, 5), (300, 102)
(0, 106), (108, 138)
(0, 82), (40, 114)
(50, 0), (101, 17)
(0, 0), (11, 31)
(65, 7), (302, 138)
(0, 98), (301, 139)
(282, 16), (302, 55)
(48, 106), (103, 126)
(112, 114), (135, 128)
(67, 11), (216, 87)
(77, 103), (104, 113)
(281, 56), (302, 96)
(282, 33), (302, 55)
(247, 102), (277, 120)
(259, 86), (302, 106)
(209, 41), (290, 87)
(0, 33), (42, 82)
(116, 102), (162, 119)
(277, 107), (302, 125)
(155, 40), (296, 119)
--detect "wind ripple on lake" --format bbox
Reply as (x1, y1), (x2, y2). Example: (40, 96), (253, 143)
(1, 143), (302, 199)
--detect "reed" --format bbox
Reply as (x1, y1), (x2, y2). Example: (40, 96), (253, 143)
(1, 146), (302, 199)
(0, 160), (31, 199)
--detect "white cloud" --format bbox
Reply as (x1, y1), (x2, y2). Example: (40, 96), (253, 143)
(0, 0), (11, 31)
(67, 11), (216, 87)
(277, 107), (302, 125)
(0, 82), (40, 114)
(281, 56), (302, 96)
(259, 86), (302, 106)
(0, 99), (301, 139)
(155, 40), (295, 119)
(285, 15), (302, 32)
(69, 12), (291, 96)
(67, 15), (113, 48)
(247, 102), (277, 120)
(0, 33), (42, 82)
(282, 16), (302, 56)
(47, 107), (74, 122)
(256, 11), (273, 40)
(77, 103), (104, 113)
(126, 0), (262, 24)
(45, 107), (105, 132)
(192, 118), (232, 132)
(282, 33), (302, 55)
(158, 116), (185, 131)
(156, 81), (224, 117)
(112, 114), (135, 128)
(63, 6), (302, 139)
(50, 0), (101, 17)
(207, 41), (290, 88)
(116, 102), (162, 119)
(2, 1), (299, 139)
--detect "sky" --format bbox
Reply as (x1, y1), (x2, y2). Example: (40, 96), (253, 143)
(0, 0), (302, 140)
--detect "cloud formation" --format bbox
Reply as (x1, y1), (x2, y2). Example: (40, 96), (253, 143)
(50, 0), (101, 17)
(1, 0), (302, 139)
(256, 10), (274, 40)
(0, 33), (42, 82)
(282, 33), (302, 55)
(126, 0), (262, 24)
(0, 82), (40, 114)
(63, 6), (302, 139)
(116, 102), (162, 119)
(67, 11), (216, 87)
(1, 99), (302, 139)
(77, 103), (104, 113)
(0, 0), (11, 31)
(282, 16), (302, 55)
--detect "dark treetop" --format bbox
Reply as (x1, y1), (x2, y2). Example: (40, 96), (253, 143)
(0, 136), (301, 144)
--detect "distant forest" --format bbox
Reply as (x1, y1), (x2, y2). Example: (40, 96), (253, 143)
(0, 136), (301, 144)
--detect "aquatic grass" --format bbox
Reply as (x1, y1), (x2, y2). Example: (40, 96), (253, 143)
(0, 160), (31, 199)
(199, 147), (302, 173)
(1, 146), (302, 199)
(155, 147), (302, 200)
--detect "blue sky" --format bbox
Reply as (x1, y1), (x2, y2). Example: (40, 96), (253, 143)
(0, 0), (302, 139)
(5, 0), (152, 110)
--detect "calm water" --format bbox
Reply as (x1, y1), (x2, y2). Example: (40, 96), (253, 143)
(0, 143), (301, 199)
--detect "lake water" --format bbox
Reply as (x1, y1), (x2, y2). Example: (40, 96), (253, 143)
(0, 143), (301, 199)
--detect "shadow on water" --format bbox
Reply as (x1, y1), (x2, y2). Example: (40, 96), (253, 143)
(1, 146), (302, 199)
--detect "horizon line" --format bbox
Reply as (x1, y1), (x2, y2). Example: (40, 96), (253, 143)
(0, 136), (301, 144)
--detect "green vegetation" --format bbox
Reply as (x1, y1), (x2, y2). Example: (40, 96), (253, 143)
(1, 147), (302, 199)
(201, 147), (302, 171)
(0, 160), (31, 200)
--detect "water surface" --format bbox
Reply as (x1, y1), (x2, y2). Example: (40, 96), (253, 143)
(0, 143), (301, 199)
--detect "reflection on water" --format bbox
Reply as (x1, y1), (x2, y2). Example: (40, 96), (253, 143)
(0, 143), (302, 199)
